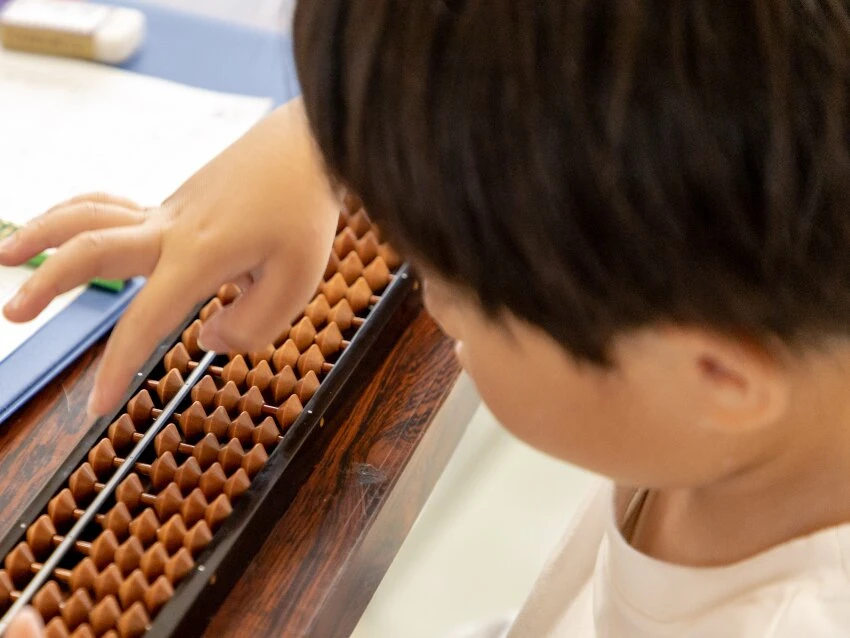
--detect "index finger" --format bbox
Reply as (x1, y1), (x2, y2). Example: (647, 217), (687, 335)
(87, 264), (223, 416)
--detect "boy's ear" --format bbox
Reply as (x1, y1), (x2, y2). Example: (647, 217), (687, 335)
(628, 327), (791, 434)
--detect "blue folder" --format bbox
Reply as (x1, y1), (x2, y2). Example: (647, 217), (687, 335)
(0, 3), (300, 423)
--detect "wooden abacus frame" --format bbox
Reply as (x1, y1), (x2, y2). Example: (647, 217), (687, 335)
(0, 263), (419, 637)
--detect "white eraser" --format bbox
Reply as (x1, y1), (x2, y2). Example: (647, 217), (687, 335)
(0, 0), (146, 64)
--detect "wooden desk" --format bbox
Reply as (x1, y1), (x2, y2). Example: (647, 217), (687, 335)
(0, 309), (478, 636)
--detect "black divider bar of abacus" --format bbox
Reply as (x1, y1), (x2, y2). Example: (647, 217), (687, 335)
(149, 264), (419, 638)
(0, 351), (216, 635)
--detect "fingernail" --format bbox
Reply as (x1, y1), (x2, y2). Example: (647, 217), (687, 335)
(87, 390), (102, 419)
(197, 329), (227, 353)
(0, 234), (17, 255)
(4, 290), (26, 314)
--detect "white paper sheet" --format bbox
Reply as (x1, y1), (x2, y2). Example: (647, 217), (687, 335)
(0, 46), (272, 363)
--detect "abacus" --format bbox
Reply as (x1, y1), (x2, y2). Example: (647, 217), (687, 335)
(0, 201), (418, 637)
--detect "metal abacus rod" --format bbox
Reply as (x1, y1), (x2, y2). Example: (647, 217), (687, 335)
(0, 351), (217, 635)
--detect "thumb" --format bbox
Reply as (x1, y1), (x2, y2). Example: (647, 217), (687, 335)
(6, 608), (44, 638)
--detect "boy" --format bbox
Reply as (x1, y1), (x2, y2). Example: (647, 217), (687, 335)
(4, 0), (850, 635)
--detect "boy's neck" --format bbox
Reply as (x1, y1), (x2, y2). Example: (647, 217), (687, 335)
(630, 369), (850, 567)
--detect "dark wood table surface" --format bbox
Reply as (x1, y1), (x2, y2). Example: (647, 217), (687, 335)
(0, 308), (479, 637)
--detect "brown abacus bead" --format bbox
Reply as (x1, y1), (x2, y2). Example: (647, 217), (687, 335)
(164, 548), (194, 585)
(198, 297), (223, 321)
(362, 256), (392, 291)
(321, 273), (349, 306)
(178, 492), (206, 528)
(355, 231), (380, 264)
(224, 469), (251, 501)
(272, 341), (300, 373)
(347, 209), (372, 237)
(304, 294), (331, 326)
(62, 589), (94, 630)
(69, 624), (95, 638)
(315, 323), (349, 357)
(116, 601), (149, 638)
(144, 576), (172, 615)
(107, 414), (143, 449)
(117, 570), (147, 610)
(164, 343), (248, 386)
(55, 559), (99, 593)
(289, 317), (317, 352)
(378, 242), (403, 269)
(144, 369), (184, 404)
(45, 617), (70, 638)
(327, 299), (364, 331)
(125, 391), (155, 426)
(226, 412), (255, 445)
(114, 537), (144, 576)
(235, 387), (265, 418)
(269, 366), (298, 404)
(198, 463), (227, 500)
(189, 376), (217, 407)
(173, 456), (203, 494)
(217, 283), (241, 304)
(241, 444), (269, 478)
(218, 439), (246, 474)
(337, 252), (364, 286)
(94, 564), (123, 600)
(297, 345), (333, 377)
(212, 382), (241, 413)
(139, 544), (168, 582)
(47, 490), (131, 537)
(252, 417), (281, 449)
(32, 581), (62, 619)
(68, 464), (99, 501)
(182, 521), (212, 556)
(5, 543), (35, 584)
(294, 372), (320, 404)
(346, 277), (378, 313)
(245, 360), (274, 393)
(268, 366), (298, 403)
(275, 394), (304, 428)
(181, 320), (203, 356)
(333, 227), (357, 257)
(128, 509), (159, 546)
(88, 594), (121, 635)
(206, 494), (233, 531)
(247, 344), (275, 369)
(0, 569), (17, 606)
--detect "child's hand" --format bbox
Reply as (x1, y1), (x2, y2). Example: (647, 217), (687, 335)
(5, 608), (43, 638)
(0, 99), (339, 416)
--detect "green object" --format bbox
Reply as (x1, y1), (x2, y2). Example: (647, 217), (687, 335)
(0, 219), (125, 293)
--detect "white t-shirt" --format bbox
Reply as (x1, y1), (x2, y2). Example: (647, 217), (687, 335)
(453, 481), (850, 637)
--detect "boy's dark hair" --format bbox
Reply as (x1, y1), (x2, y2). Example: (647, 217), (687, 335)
(294, 1), (850, 362)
